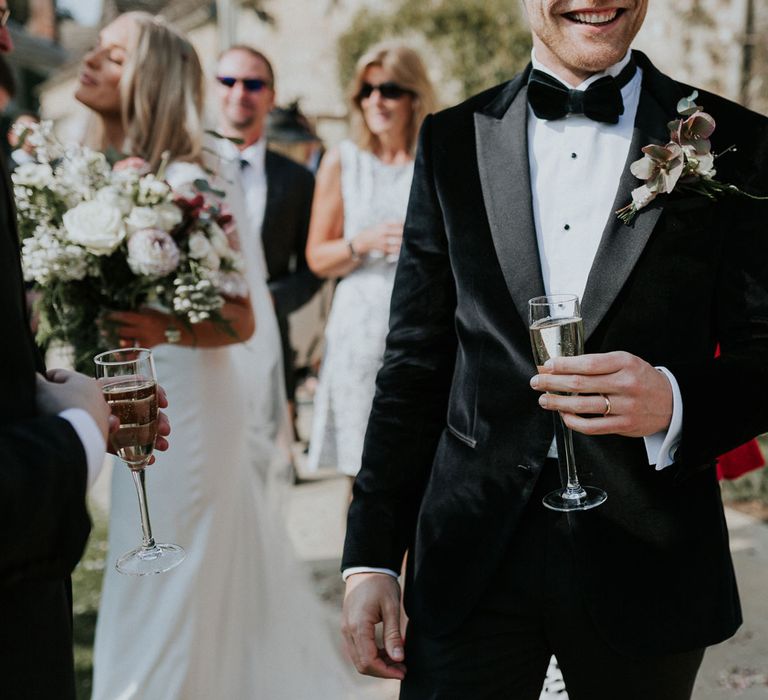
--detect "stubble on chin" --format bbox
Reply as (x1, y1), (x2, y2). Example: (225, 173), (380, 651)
(223, 110), (256, 132)
(564, 42), (631, 74)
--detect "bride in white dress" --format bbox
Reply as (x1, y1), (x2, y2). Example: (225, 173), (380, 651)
(76, 13), (352, 699)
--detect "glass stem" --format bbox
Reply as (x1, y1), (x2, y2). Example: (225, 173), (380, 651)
(558, 412), (586, 498)
(131, 468), (157, 551)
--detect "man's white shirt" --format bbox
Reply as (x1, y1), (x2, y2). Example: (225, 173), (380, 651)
(60, 408), (106, 489)
(528, 49), (682, 468)
(218, 135), (271, 281)
(342, 50), (683, 582)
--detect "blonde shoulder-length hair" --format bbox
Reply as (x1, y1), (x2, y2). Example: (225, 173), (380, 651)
(348, 42), (437, 156)
(119, 12), (204, 170)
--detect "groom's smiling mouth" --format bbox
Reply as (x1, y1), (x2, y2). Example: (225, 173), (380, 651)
(563, 8), (625, 26)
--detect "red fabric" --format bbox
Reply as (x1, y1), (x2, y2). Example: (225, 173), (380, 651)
(713, 345), (765, 480)
(718, 440), (764, 481)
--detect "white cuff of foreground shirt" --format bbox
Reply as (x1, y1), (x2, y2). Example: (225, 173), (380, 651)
(642, 366), (683, 471)
(59, 408), (107, 490)
(342, 567), (399, 582)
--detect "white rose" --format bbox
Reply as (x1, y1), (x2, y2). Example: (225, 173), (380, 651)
(63, 200), (125, 255)
(127, 228), (181, 278)
(12, 162), (53, 188)
(203, 250), (221, 272)
(155, 202), (184, 231)
(137, 175), (171, 205)
(126, 206), (161, 233)
(96, 186), (133, 215)
(187, 231), (212, 260)
(208, 222), (232, 257)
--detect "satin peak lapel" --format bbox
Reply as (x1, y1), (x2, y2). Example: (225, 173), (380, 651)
(474, 74), (545, 328)
(581, 56), (682, 340)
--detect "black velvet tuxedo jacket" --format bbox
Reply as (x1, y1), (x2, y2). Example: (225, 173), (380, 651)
(0, 154), (91, 697)
(343, 51), (768, 656)
(262, 150), (319, 320)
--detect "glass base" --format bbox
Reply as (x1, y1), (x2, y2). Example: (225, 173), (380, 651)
(542, 486), (607, 512)
(116, 543), (186, 576)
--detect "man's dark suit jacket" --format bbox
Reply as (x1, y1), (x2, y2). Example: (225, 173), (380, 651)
(261, 151), (320, 394)
(0, 155), (91, 698)
(343, 51), (768, 657)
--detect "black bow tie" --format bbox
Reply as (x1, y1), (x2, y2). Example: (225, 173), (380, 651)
(526, 60), (637, 124)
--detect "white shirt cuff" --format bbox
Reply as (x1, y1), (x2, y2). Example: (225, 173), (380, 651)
(642, 366), (683, 470)
(342, 566), (399, 582)
(59, 408), (107, 490)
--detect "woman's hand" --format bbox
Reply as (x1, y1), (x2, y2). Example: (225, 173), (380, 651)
(104, 309), (171, 349)
(352, 222), (403, 257)
(104, 296), (254, 349)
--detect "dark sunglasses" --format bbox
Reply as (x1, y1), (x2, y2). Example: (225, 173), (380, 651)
(216, 76), (272, 92)
(356, 82), (414, 102)
(0, 7), (10, 27)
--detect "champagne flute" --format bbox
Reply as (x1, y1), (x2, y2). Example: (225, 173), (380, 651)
(94, 348), (185, 575)
(528, 294), (607, 511)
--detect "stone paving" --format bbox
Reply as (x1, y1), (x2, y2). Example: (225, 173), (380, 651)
(286, 471), (768, 700)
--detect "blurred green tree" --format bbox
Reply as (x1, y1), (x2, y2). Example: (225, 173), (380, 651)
(338, 0), (532, 102)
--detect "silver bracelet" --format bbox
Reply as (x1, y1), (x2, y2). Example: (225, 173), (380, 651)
(347, 240), (361, 262)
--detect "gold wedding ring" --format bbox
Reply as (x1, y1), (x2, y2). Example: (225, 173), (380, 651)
(601, 394), (612, 416)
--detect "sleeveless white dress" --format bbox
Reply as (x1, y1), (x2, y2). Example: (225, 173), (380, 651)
(306, 141), (414, 476)
(92, 161), (353, 700)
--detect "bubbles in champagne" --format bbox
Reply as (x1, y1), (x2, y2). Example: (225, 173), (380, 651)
(529, 316), (584, 370)
(103, 380), (158, 469)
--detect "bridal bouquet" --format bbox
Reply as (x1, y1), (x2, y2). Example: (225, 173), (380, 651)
(13, 121), (246, 371)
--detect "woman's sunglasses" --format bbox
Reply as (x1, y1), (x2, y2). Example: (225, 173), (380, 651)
(356, 82), (414, 102)
(216, 76), (272, 92)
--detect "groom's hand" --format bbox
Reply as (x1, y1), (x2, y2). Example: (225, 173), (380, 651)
(530, 351), (673, 437)
(342, 573), (406, 680)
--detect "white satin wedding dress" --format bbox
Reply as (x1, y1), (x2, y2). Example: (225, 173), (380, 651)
(92, 160), (353, 699)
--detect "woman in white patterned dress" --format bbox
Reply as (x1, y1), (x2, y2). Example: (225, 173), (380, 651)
(305, 43), (437, 477)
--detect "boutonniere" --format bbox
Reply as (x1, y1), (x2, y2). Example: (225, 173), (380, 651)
(616, 91), (767, 224)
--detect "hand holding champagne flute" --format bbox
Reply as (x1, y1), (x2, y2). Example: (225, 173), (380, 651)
(95, 348), (185, 575)
(528, 294), (607, 511)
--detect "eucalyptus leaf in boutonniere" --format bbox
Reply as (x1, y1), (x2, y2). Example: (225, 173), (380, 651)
(616, 91), (768, 224)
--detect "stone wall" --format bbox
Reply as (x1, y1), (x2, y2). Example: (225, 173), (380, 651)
(40, 0), (767, 143)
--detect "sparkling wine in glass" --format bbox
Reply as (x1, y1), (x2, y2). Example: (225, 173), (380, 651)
(529, 294), (607, 511)
(95, 348), (185, 575)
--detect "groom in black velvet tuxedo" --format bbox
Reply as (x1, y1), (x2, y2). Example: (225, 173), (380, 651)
(341, 1), (768, 698)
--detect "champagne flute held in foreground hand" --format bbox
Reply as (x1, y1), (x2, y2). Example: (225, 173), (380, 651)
(529, 294), (607, 511)
(95, 347), (185, 575)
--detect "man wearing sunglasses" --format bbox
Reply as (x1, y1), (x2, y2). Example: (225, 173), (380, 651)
(215, 45), (319, 432)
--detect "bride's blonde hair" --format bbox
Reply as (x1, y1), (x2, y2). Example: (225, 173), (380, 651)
(119, 12), (204, 170)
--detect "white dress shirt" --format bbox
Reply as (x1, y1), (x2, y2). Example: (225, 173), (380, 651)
(60, 408), (107, 489)
(528, 49), (681, 470)
(343, 50), (683, 582)
(238, 138), (269, 260)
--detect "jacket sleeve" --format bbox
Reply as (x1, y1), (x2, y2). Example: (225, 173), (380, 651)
(669, 192), (768, 476)
(268, 169), (322, 317)
(0, 415), (91, 584)
(342, 115), (458, 572)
